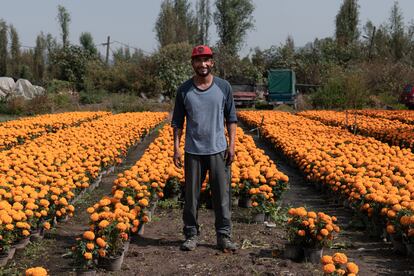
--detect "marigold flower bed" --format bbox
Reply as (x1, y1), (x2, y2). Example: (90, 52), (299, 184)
(0, 111), (110, 150)
(0, 112), (167, 258)
(297, 110), (414, 149)
(350, 109), (414, 125)
(239, 110), (414, 244)
(75, 124), (289, 270)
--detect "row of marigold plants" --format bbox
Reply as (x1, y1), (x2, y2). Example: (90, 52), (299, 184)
(238, 111), (414, 249)
(0, 111), (110, 151)
(73, 124), (289, 270)
(350, 109), (414, 125)
(297, 110), (414, 150)
(0, 112), (167, 263)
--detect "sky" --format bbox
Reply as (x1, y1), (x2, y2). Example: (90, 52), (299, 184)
(2, 0), (414, 57)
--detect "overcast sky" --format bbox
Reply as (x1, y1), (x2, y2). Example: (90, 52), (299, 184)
(2, 0), (414, 56)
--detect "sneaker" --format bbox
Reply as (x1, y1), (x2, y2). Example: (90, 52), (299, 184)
(217, 235), (238, 252)
(180, 236), (198, 251)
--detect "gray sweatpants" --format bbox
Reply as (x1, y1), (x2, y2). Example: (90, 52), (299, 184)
(183, 151), (232, 238)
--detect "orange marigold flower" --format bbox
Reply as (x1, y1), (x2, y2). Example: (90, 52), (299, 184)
(98, 248), (106, 257)
(43, 222), (51, 230)
(346, 262), (359, 274)
(25, 267), (48, 276)
(96, 237), (107, 248)
(320, 228), (329, 236)
(98, 219), (110, 229)
(321, 255), (333, 264)
(297, 230), (306, 236)
(332, 252), (348, 265)
(323, 263), (336, 274)
(83, 231), (95, 241)
(83, 252), (93, 260)
(86, 242), (95, 250)
(116, 222), (127, 232)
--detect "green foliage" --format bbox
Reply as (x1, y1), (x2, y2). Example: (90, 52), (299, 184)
(195, 0), (211, 45)
(155, 0), (198, 47)
(79, 89), (107, 104)
(0, 20), (8, 76)
(335, 0), (360, 46)
(9, 24), (21, 78)
(311, 68), (369, 109)
(49, 45), (94, 90)
(46, 79), (75, 94)
(154, 42), (193, 97)
(79, 32), (98, 56)
(214, 0), (255, 56)
(57, 5), (71, 48)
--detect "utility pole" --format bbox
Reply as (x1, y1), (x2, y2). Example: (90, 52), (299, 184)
(102, 36), (110, 65)
(368, 27), (376, 60)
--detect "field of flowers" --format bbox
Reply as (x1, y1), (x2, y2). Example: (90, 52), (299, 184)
(5, 109), (414, 275)
(0, 111), (110, 150)
(72, 123), (290, 271)
(297, 110), (414, 149)
(239, 110), (414, 255)
(0, 112), (167, 268)
(351, 109), (414, 125)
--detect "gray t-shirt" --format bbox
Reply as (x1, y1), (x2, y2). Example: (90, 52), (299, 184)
(171, 76), (238, 155)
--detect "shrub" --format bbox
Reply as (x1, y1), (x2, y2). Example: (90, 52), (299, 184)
(46, 79), (75, 94)
(79, 89), (108, 105)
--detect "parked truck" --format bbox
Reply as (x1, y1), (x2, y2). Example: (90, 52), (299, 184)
(231, 68), (298, 108)
(266, 69), (297, 107)
(231, 84), (256, 108)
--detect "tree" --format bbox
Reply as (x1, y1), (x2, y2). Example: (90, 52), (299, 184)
(213, 0), (255, 56)
(155, 0), (198, 47)
(154, 42), (193, 97)
(57, 5), (71, 48)
(9, 24), (21, 78)
(335, 0), (359, 46)
(0, 20), (8, 76)
(388, 1), (406, 60)
(50, 45), (92, 90)
(33, 32), (47, 82)
(195, 0), (211, 45)
(79, 32), (97, 56)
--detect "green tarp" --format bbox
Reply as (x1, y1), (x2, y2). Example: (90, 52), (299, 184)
(267, 69), (296, 102)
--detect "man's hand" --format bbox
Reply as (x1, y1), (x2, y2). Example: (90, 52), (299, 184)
(173, 150), (183, 168)
(224, 147), (235, 166)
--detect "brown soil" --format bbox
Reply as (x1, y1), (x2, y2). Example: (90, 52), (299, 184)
(2, 123), (413, 276)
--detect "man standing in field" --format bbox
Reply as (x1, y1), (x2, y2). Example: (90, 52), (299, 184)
(171, 45), (238, 252)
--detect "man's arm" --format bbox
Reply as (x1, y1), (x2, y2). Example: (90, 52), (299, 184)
(173, 127), (183, 168)
(225, 122), (237, 166)
(171, 88), (185, 168)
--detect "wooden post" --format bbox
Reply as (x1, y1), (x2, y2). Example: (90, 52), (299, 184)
(104, 36), (110, 65)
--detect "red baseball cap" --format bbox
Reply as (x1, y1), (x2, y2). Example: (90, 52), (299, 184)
(191, 45), (213, 58)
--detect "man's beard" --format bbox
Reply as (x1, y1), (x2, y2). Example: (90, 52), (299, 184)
(195, 67), (212, 77)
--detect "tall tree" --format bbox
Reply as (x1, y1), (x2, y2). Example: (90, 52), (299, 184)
(33, 32), (47, 81)
(214, 0), (255, 56)
(0, 20), (8, 76)
(195, 0), (211, 45)
(335, 0), (360, 46)
(79, 32), (97, 56)
(388, 1), (406, 60)
(57, 5), (71, 48)
(9, 24), (21, 78)
(155, 0), (198, 47)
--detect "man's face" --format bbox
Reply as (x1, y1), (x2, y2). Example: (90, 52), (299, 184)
(191, 55), (214, 77)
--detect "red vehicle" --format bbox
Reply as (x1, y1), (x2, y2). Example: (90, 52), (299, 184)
(231, 84), (256, 108)
(400, 84), (414, 109)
